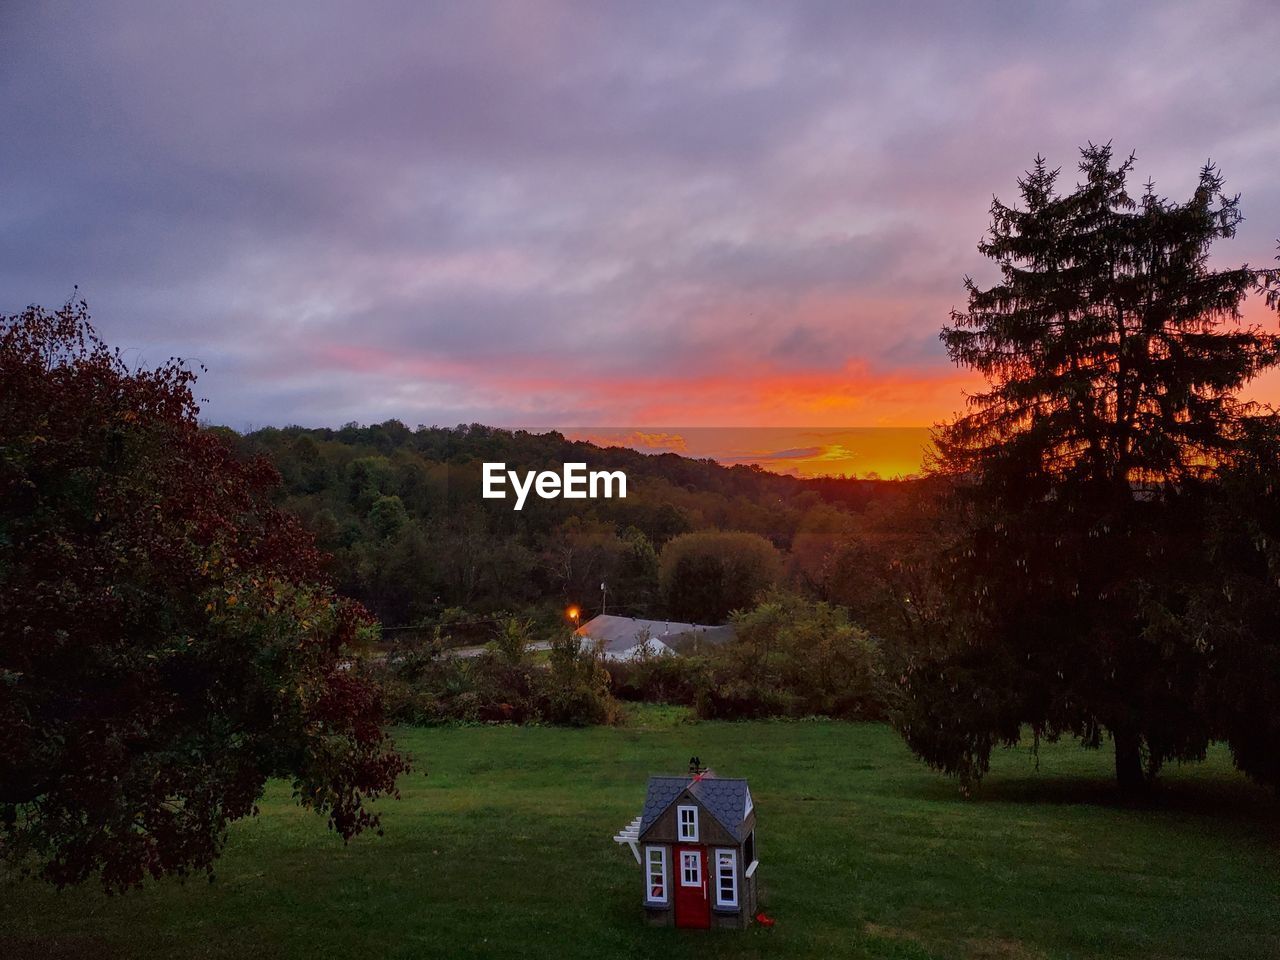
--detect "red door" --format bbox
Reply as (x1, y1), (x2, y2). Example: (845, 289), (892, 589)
(674, 846), (710, 929)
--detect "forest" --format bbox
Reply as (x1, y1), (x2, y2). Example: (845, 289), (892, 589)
(228, 420), (917, 632)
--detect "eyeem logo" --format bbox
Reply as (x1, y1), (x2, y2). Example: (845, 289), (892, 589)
(482, 462), (627, 511)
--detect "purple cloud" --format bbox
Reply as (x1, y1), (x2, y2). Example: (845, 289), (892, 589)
(2, 0), (1278, 431)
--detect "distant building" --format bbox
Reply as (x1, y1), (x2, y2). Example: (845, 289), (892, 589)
(574, 614), (735, 661)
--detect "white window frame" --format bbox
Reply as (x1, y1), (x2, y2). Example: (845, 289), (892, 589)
(714, 848), (738, 908)
(644, 845), (668, 905)
(743, 787), (753, 819)
(679, 849), (702, 887)
(677, 804), (699, 841)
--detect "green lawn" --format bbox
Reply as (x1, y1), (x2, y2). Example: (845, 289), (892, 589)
(3, 709), (1278, 960)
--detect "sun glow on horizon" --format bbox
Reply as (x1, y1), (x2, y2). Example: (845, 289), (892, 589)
(560, 427), (936, 479)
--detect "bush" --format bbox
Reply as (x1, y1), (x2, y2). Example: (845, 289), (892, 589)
(378, 618), (620, 726)
(600, 594), (889, 722)
(606, 645), (709, 705)
(537, 632), (621, 726)
(695, 593), (888, 721)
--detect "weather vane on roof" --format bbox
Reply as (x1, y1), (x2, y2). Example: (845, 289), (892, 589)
(611, 762), (763, 929)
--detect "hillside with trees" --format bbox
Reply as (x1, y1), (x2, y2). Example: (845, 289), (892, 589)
(229, 422), (917, 631)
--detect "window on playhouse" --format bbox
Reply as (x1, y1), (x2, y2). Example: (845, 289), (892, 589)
(680, 850), (701, 887)
(715, 849), (738, 907)
(677, 804), (698, 841)
(645, 846), (668, 904)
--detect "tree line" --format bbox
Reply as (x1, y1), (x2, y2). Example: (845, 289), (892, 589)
(226, 420), (910, 628)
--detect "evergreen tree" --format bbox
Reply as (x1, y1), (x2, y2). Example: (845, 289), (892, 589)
(896, 145), (1280, 795)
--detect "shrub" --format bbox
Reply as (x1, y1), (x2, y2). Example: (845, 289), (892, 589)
(606, 645), (709, 705)
(535, 632), (622, 726)
(695, 593), (888, 721)
(379, 618), (620, 726)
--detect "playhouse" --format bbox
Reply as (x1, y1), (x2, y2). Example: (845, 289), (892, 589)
(613, 761), (758, 929)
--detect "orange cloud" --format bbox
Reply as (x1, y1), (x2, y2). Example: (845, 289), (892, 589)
(303, 323), (1280, 478)
(569, 430), (690, 453)
(306, 341), (983, 427)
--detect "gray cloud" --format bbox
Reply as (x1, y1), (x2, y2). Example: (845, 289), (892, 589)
(2, 0), (1278, 430)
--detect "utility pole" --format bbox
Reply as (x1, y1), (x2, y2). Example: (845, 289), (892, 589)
(601, 581), (607, 616)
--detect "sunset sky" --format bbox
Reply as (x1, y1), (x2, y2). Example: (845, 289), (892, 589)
(4, 1), (1280, 476)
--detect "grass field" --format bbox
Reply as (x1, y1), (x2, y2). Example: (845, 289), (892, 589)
(3, 708), (1278, 960)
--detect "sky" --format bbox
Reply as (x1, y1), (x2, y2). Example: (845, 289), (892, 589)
(3, 1), (1280, 476)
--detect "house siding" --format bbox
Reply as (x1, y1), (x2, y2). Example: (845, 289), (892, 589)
(639, 790), (742, 847)
(631, 777), (758, 930)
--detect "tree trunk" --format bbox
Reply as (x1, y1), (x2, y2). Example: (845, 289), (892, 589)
(1113, 728), (1147, 799)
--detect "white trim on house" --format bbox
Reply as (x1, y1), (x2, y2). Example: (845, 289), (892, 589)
(679, 849), (701, 887)
(714, 848), (738, 908)
(677, 804), (699, 842)
(613, 813), (643, 864)
(743, 786), (753, 819)
(645, 845), (669, 905)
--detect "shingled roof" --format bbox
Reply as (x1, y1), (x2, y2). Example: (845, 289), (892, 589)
(638, 774), (752, 842)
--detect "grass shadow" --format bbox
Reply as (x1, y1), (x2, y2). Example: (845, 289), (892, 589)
(909, 759), (1280, 842)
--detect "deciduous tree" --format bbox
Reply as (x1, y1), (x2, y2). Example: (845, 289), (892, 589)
(659, 530), (782, 623)
(0, 302), (409, 889)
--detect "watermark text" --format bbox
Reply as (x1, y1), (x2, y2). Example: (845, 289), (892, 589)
(482, 462), (627, 510)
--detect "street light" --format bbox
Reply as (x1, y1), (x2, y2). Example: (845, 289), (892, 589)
(567, 605), (581, 629)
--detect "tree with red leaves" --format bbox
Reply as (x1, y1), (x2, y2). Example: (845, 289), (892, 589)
(0, 301), (410, 890)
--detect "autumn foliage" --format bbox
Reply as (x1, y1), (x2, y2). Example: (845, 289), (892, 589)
(0, 302), (409, 890)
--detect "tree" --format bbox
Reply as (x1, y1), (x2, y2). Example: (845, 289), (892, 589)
(894, 146), (1280, 795)
(1191, 416), (1280, 789)
(0, 302), (409, 889)
(658, 530), (781, 623)
(347, 455), (396, 513)
(542, 516), (628, 605)
(787, 502), (856, 595)
(368, 494), (409, 539)
(825, 478), (952, 642)
(614, 526), (660, 613)
(711, 592), (883, 720)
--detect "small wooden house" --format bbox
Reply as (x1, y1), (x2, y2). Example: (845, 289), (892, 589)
(613, 764), (758, 929)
